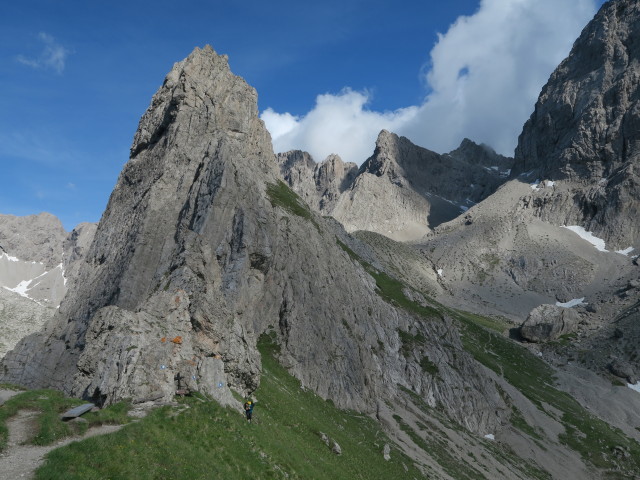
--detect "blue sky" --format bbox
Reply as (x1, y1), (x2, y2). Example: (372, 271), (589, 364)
(1, 0), (604, 231)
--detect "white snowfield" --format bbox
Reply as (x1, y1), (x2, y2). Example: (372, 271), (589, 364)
(1, 252), (21, 262)
(629, 383), (640, 394)
(562, 226), (607, 252)
(556, 298), (586, 308)
(484, 434), (495, 440)
(562, 226), (635, 256)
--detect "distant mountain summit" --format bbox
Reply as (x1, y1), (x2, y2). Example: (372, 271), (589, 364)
(279, 130), (512, 241)
(276, 150), (358, 213)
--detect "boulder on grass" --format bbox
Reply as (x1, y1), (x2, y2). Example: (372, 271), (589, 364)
(520, 304), (579, 342)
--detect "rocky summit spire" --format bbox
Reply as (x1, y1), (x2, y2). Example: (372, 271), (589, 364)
(1, 46), (504, 434)
(1, 44), (278, 406)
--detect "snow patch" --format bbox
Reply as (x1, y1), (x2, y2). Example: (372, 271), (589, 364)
(437, 269), (443, 277)
(556, 298), (586, 308)
(562, 226), (607, 252)
(530, 180), (541, 191)
(4, 280), (32, 297)
(484, 434), (495, 440)
(616, 247), (634, 256)
(628, 383), (640, 394)
(1, 252), (20, 262)
(546, 181), (555, 187)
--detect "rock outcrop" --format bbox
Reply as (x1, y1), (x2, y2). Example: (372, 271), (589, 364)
(0, 46), (505, 434)
(520, 304), (580, 342)
(513, 0), (640, 249)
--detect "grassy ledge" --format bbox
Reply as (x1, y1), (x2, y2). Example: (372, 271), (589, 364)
(266, 180), (320, 231)
(336, 238), (440, 319)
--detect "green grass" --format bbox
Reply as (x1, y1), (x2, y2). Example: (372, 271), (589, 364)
(0, 389), (86, 450)
(336, 238), (440, 319)
(453, 309), (640, 476)
(35, 334), (423, 480)
(266, 180), (319, 231)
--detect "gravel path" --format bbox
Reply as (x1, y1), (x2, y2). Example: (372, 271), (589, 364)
(0, 390), (123, 480)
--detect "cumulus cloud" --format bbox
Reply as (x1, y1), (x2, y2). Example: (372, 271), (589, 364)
(263, 89), (417, 164)
(262, 0), (598, 163)
(17, 32), (69, 74)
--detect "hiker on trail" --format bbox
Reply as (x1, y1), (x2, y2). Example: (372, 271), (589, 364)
(244, 400), (254, 423)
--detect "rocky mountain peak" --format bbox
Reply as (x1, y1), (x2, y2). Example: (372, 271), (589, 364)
(514, 0), (640, 180)
(276, 151), (358, 213)
(448, 138), (512, 170)
(511, 0), (640, 248)
(131, 45), (263, 159)
(0, 212), (66, 268)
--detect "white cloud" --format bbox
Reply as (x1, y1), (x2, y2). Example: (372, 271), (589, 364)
(262, 0), (598, 164)
(263, 89), (417, 164)
(17, 32), (69, 74)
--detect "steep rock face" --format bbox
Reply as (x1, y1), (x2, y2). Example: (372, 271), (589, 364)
(513, 0), (640, 248)
(276, 151), (357, 213)
(331, 131), (511, 241)
(0, 46), (505, 433)
(0, 288), (55, 359)
(62, 222), (98, 293)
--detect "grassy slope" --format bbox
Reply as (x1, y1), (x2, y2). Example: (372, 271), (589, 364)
(337, 236), (640, 478)
(33, 336), (423, 480)
(452, 309), (640, 478)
